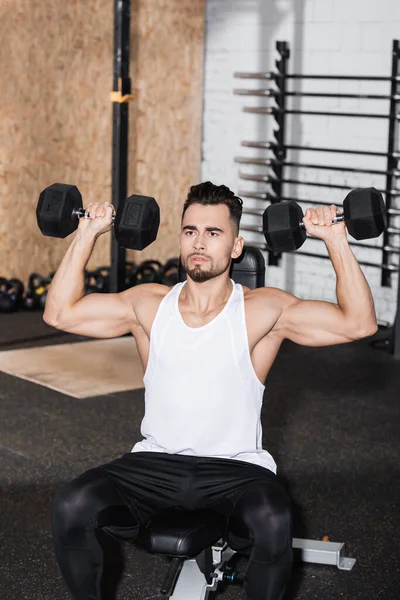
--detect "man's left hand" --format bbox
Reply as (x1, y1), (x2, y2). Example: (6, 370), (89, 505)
(302, 204), (347, 243)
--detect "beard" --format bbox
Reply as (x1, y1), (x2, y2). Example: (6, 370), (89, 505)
(181, 255), (231, 283)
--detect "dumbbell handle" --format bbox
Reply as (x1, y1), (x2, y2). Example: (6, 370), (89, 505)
(299, 213), (344, 230)
(73, 208), (116, 221)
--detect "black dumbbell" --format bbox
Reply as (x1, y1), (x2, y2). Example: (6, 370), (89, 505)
(37, 183), (160, 251)
(262, 187), (387, 253)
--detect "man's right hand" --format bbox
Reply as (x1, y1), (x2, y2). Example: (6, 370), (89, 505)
(78, 202), (115, 238)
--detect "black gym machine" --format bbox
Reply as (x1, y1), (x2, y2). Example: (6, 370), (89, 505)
(234, 40), (400, 359)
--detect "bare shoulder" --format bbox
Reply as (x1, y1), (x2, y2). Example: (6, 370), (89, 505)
(242, 285), (299, 339)
(123, 282), (171, 334)
(243, 285), (296, 309)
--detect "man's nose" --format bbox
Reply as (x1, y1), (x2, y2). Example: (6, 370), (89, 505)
(193, 235), (206, 249)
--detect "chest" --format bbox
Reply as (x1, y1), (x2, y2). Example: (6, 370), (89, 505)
(133, 287), (278, 354)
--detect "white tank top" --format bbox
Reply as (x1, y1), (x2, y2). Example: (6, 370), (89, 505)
(131, 278), (277, 474)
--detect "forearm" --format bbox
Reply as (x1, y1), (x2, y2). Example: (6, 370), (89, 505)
(326, 237), (377, 330)
(43, 231), (97, 323)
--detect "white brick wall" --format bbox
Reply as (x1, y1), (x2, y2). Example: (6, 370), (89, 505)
(201, 0), (400, 325)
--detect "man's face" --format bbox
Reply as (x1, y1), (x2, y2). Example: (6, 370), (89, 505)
(179, 203), (243, 283)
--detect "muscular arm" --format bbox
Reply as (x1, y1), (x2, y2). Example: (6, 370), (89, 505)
(271, 237), (378, 346)
(43, 229), (136, 338)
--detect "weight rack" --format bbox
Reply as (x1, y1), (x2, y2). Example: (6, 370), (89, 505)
(233, 40), (400, 358)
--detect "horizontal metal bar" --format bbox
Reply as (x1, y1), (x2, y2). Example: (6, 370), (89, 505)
(241, 239), (399, 272)
(243, 239), (266, 250)
(240, 218), (398, 254)
(242, 208), (265, 216)
(240, 173), (352, 189)
(239, 190), (271, 201)
(377, 319), (390, 327)
(241, 141), (397, 158)
(242, 224), (264, 234)
(239, 192), (400, 212)
(235, 156), (397, 177)
(234, 88), (397, 101)
(292, 251), (399, 271)
(243, 106), (394, 119)
(306, 238), (399, 255)
(239, 191), (344, 206)
(239, 172), (395, 195)
(388, 227), (400, 235)
(234, 71), (399, 82)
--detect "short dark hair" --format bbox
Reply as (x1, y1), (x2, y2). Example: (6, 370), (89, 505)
(181, 181), (243, 235)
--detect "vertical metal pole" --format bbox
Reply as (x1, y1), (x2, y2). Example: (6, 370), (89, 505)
(382, 40), (400, 288)
(110, 0), (131, 293)
(268, 40), (290, 266)
(382, 40), (400, 358)
(392, 270), (400, 358)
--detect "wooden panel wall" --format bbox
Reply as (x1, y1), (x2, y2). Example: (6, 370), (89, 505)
(0, 0), (205, 283)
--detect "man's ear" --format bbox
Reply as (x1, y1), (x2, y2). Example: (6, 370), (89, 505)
(232, 237), (244, 259)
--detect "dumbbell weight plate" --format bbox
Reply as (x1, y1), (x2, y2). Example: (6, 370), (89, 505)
(343, 188), (387, 240)
(262, 201), (307, 253)
(115, 194), (160, 250)
(37, 183), (82, 238)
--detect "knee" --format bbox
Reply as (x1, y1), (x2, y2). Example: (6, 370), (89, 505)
(261, 501), (291, 541)
(235, 488), (292, 561)
(253, 502), (292, 561)
(52, 469), (101, 545)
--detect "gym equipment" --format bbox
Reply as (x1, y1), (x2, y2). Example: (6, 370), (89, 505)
(163, 257), (179, 286)
(234, 39), (400, 288)
(37, 183), (160, 251)
(235, 155), (399, 178)
(262, 188), (387, 253)
(125, 261), (139, 289)
(110, 0), (134, 291)
(239, 172), (393, 196)
(234, 72), (400, 82)
(235, 88), (397, 101)
(135, 260), (164, 284)
(22, 274), (48, 311)
(37, 274), (54, 309)
(84, 268), (110, 295)
(233, 39), (400, 357)
(116, 247), (355, 600)
(241, 140), (400, 159)
(0, 278), (24, 313)
(93, 267), (110, 293)
(242, 105), (395, 120)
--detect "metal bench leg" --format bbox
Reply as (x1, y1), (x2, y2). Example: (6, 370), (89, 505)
(293, 538), (356, 570)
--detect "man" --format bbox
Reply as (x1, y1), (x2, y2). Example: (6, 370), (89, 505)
(44, 181), (377, 600)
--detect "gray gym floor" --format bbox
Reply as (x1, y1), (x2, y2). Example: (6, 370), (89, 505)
(1, 311), (399, 600)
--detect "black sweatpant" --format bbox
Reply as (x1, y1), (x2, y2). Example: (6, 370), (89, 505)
(52, 451), (293, 600)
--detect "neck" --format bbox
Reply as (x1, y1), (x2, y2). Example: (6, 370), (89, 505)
(181, 276), (232, 313)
